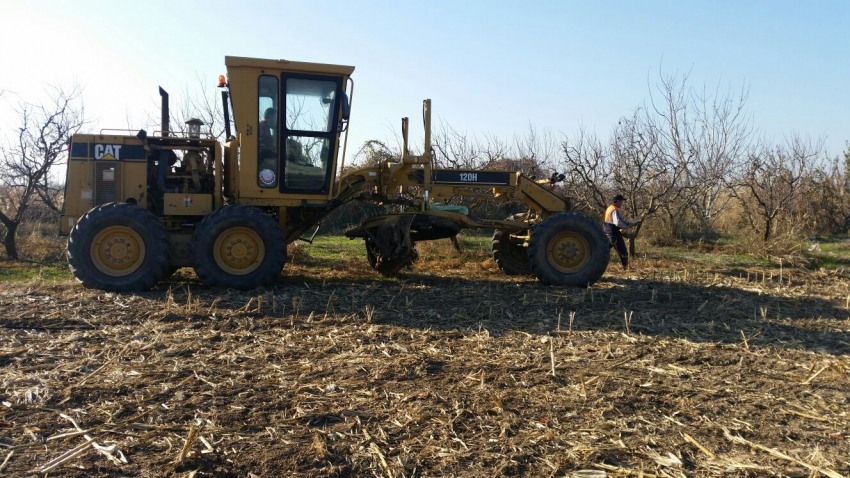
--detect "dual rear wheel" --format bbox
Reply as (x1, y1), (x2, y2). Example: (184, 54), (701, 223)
(69, 204), (286, 291)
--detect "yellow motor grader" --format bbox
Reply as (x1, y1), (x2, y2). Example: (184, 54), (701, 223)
(59, 56), (609, 291)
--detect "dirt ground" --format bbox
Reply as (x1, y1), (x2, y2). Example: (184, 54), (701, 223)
(1, 254), (849, 477)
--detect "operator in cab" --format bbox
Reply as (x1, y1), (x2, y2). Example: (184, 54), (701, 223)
(258, 107), (276, 155)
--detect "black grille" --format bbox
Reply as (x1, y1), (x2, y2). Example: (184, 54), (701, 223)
(94, 162), (122, 205)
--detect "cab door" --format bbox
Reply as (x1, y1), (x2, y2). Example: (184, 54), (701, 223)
(279, 74), (343, 194)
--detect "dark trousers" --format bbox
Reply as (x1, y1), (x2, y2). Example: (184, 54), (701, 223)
(604, 224), (628, 268)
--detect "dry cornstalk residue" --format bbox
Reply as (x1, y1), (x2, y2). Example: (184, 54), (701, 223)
(1, 259), (849, 477)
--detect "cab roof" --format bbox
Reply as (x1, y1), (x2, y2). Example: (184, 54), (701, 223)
(225, 56), (355, 77)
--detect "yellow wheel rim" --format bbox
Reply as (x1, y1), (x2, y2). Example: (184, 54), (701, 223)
(213, 227), (265, 275)
(90, 226), (145, 277)
(546, 232), (590, 274)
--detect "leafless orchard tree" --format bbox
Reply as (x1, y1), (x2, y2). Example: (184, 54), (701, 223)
(611, 108), (689, 255)
(508, 124), (558, 179)
(562, 68), (755, 255)
(431, 119), (484, 170)
(561, 107), (687, 256)
(351, 139), (398, 169)
(431, 121), (499, 216)
(0, 85), (86, 259)
(648, 70), (753, 238)
(432, 122), (559, 178)
(560, 126), (615, 214)
(800, 151), (850, 234)
(730, 135), (820, 244)
(140, 74), (228, 141)
(173, 74), (229, 141)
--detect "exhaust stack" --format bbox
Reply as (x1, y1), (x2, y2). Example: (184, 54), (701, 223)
(159, 87), (169, 137)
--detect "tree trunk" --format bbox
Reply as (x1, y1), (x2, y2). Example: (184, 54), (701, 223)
(628, 222), (642, 257)
(763, 218), (772, 243)
(665, 209), (678, 239)
(1, 220), (19, 260)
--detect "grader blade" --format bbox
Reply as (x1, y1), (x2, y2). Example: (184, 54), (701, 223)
(372, 215), (417, 276)
(346, 211), (464, 276)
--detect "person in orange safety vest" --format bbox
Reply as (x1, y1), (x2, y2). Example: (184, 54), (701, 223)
(603, 194), (640, 270)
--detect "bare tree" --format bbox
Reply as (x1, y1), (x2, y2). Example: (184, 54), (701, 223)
(173, 73), (228, 141)
(431, 119), (483, 170)
(0, 85), (86, 259)
(431, 121), (497, 217)
(730, 135), (820, 243)
(611, 109), (689, 255)
(478, 133), (510, 169)
(563, 68), (753, 254)
(431, 121), (562, 219)
(800, 153), (850, 235)
(350, 139), (398, 169)
(141, 74), (228, 141)
(560, 125), (614, 214)
(509, 124), (558, 179)
(648, 70), (753, 238)
(561, 107), (688, 256)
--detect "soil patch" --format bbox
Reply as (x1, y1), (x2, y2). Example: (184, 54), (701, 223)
(1, 260), (849, 476)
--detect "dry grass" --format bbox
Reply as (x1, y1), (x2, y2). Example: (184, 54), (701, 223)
(1, 248), (849, 477)
(3, 222), (68, 262)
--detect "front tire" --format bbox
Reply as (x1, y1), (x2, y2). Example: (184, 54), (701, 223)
(527, 212), (609, 286)
(67, 203), (170, 291)
(192, 206), (286, 289)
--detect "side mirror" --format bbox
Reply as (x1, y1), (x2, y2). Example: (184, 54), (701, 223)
(338, 92), (351, 132)
(341, 92), (350, 121)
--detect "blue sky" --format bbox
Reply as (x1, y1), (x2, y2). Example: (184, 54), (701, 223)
(1, 0), (848, 163)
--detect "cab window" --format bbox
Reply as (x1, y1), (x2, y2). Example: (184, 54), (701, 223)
(283, 136), (331, 190)
(285, 78), (336, 132)
(257, 75), (279, 188)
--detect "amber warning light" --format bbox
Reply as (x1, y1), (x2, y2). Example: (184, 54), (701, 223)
(218, 75), (227, 87)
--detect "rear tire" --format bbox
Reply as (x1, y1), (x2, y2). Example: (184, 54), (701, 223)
(67, 203), (169, 291)
(492, 214), (532, 275)
(527, 212), (609, 286)
(192, 206), (286, 289)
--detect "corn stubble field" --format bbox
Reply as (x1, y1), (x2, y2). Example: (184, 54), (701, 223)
(1, 237), (849, 477)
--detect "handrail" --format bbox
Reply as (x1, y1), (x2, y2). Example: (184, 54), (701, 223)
(98, 128), (139, 135)
(336, 76), (354, 197)
(96, 128), (215, 139)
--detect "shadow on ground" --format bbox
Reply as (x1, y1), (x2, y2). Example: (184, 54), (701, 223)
(142, 265), (850, 356)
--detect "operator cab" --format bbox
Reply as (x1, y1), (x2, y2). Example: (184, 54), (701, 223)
(224, 56), (354, 199)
